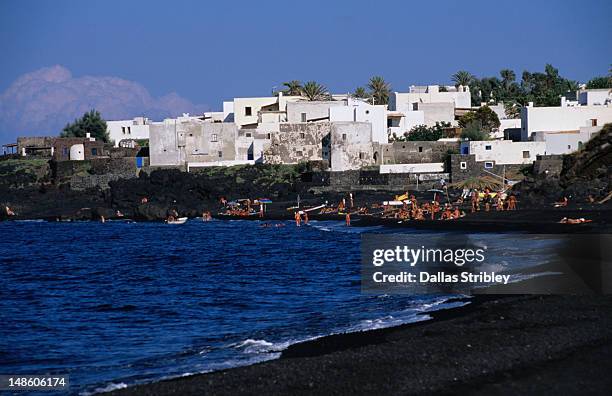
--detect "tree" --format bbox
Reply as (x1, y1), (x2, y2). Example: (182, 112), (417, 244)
(282, 80), (303, 96)
(301, 81), (329, 101)
(460, 121), (490, 141)
(388, 122), (451, 142)
(352, 86), (369, 99)
(451, 70), (474, 87)
(61, 109), (109, 142)
(504, 102), (522, 119)
(367, 76), (391, 105)
(500, 69), (516, 89)
(458, 106), (500, 132)
(405, 122), (450, 141)
(586, 76), (612, 89)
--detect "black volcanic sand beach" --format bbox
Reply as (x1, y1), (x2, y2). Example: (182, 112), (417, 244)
(108, 295), (612, 396)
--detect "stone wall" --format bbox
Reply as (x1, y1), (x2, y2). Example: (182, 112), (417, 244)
(450, 154), (524, 183)
(17, 137), (55, 157)
(52, 138), (105, 161)
(301, 169), (449, 191)
(330, 122), (374, 171)
(52, 157), (143, 190)
(263, 122), (330, 164)
(533, 155), (564, 176)
(380, 141), (460, 165)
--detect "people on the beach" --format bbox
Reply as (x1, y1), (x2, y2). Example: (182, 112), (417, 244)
(345, 212), (351, 226)
(294, 211), (301, 227)
(506, 194), (517, 210)
(483, 189), (492, 212)
(4, 205), (16, 216)
(554, 196), (569, 207)
(471, 190), (480, 213)
(559, 217), (592, 224)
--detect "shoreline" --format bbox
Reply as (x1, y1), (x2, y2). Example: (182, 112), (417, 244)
(106, 294), (612, 395)
(3, 206), (610, 234)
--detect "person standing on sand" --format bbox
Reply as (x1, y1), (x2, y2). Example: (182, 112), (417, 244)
(496, 194), (504, 211)
(345, 212), (351, 226)
(507, 194), (517, 210)
(294, 212), (301, 227)
(471, 190), (479, 213)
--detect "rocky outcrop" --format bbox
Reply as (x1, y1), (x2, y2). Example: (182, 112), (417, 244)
(514, 123), (611, 206)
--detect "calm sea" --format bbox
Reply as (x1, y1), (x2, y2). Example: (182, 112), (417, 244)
(0, 220), (557, 394)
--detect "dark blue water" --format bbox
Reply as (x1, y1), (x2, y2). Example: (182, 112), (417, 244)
(0, 220), (557, 394)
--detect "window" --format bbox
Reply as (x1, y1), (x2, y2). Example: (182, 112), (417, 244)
(245, 107), (252, 116)
(485, 145), (492, 150)
(296, 150), (302, 156)
(91, 148), (97, 155)
(484, 161), (494, 169)
(267, 133), (271, 139)
(567, 145), (571, 150)
(62, 147), (68, 155)
(522, 150), (530, 159)
(591, 119), (598, 127)
(245, 133), (252, 138)
(189, 133), (193, 137)
(127, 126), (131, 134)
(412, 103), (418, 111)
(365, 110), (369, 115)
(121, 127), (126, 134)
(460, 161), (467, 169)
(300, 132), (305, 139)
(359, 152), (366, 159)
(418, 146), (423, 153)
(342, 134), (347, 140)
(211, 134), (218, 142)
(387, 119), (392, 127)
(218, 151), (223, 158)
(301, 113), (307, 122)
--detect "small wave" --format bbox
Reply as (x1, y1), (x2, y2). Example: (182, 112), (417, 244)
(83, 382), (127, 395)
(233, 339), (276, 354)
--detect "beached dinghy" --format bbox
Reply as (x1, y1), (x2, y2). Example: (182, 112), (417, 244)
(166, 217), (188, 224)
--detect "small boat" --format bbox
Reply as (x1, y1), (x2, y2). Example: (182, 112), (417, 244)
(166, 217), (188, 224)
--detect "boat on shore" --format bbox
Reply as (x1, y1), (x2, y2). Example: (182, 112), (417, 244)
(166, 217), (188, 224)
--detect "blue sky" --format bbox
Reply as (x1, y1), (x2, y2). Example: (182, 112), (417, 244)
(0, 0), (610, 142)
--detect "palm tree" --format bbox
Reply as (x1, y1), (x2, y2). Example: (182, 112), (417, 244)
(500, 69), (516, 89)
(282, 80), (303, 96)
(367, 76), (391, 105)
(301, 81), (329, 101)
(451, 176), (502, 190)
(451, 70), (474, 87)
(352, 87), (369, 99)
